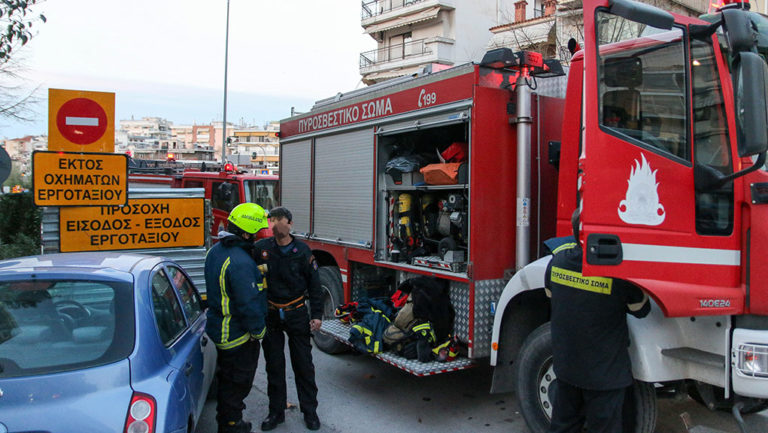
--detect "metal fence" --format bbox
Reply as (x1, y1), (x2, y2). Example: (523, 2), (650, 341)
(361, 0), (425, 19)
(360, 38), (430, 69)
(41, 188), (212, 294)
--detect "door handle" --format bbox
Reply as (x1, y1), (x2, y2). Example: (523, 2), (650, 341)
(586, 234), (623, 265)
(201, 335), (208, 347)
(184, 362), (193, 376)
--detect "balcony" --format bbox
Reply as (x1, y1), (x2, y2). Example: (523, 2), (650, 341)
(359, 36), (454, 77)
(361, 0), (426, 19)
(360, 38), (430, 68)
(361, 0), (454, 35)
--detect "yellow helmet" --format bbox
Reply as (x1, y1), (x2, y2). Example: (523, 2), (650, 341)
(227, 203), (269, 234)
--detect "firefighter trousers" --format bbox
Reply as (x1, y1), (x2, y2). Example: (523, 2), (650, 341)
(215, 338), (261, 425)
(263, 306), (319, 417)
(549, 379), (626, 433)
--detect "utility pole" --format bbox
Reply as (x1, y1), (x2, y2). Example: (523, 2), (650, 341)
(221, 0), (231, 163)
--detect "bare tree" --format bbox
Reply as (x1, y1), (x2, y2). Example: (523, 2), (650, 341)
(0, 58), (40, 122)
(0, 0), (46, 123)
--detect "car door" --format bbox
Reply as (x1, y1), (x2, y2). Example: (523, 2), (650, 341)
(149, 266), (194, 427)
(578, 0), (742, 317)
(165, 264), (215, 418)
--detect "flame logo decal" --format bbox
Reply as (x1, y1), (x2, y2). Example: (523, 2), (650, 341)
(618, 154), (665, 226)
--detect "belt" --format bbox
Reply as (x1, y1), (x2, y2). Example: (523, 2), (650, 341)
(268, 296), (306, 312)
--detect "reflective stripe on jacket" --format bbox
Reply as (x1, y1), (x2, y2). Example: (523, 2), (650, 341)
(205, 233), (267, 349)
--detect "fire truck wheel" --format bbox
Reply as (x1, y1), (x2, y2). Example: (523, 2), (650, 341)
(516, 323), (555, 433)
(631, 380), (657, 433)
(515, 323), (658, 433)
(312, 266), (348, 354)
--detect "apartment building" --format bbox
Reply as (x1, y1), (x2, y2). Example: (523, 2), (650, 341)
(488, 0), (718, 65)
(117, 117), (217, 161)
(230, 122), (280, 170)
(1, 135), (48, 176)
(360, 0), (518, 84)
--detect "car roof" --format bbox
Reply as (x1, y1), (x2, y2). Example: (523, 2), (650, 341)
(0, 252), (164, 283)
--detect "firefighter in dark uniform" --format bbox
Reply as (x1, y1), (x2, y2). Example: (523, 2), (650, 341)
(205, 203), (270, 433)
(254, 207), (323, 431)
(545, 211), (650, 433)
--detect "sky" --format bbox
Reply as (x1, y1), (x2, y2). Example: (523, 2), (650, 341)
(0, 0), (376, 139)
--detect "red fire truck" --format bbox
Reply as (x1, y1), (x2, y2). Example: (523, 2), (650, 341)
(129, 160), (279, 238)
(279, 0), (768, 431)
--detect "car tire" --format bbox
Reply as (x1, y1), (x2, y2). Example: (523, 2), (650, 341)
(516, 323), (657, 433)
(312, 266), (348, 354)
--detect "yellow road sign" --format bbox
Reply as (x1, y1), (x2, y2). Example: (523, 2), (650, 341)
(59, 198), (205, 252)
(48, 88), (115, 153)
(33, 151), (128, 206)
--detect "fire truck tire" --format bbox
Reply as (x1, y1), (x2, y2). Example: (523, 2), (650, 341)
(631, 380), (657, 433)
(516, 323), (657, 433)
(312, 266), (348, 354)
(516, 323), (555, 433)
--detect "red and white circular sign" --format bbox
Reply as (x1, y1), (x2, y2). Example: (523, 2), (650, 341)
(55, 98), (108, 145)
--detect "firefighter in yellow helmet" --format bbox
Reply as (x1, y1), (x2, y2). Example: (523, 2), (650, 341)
(205, 203), (269, 433)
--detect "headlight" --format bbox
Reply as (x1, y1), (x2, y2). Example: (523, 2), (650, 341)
(736, 343), (768, 377)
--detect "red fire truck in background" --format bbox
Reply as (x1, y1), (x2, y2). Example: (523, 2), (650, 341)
(128, 159), (279, 237)
(278, 0), (768, 431)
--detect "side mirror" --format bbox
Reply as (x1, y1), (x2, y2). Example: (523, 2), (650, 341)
(722, 8), (755, 53)
(609, 0), (674, 30)
(735, 52), (768, 157)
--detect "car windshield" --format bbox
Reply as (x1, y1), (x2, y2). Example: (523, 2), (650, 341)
(0, 279), (134, 378)
(243, 179), (278, 211)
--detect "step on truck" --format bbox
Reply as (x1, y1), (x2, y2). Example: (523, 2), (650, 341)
(278, 0), (768, 431)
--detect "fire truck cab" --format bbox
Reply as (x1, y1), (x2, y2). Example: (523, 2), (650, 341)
(128, 160), (279, 237)
(278, 0), (768, 431)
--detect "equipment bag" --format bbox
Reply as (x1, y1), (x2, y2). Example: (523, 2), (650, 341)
(420, 163), (462, 185)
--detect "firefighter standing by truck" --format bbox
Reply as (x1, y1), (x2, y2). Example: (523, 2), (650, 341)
(545, 211), (650, 433)
(205, 203), (270, 433)
(253, 206), (323, 431)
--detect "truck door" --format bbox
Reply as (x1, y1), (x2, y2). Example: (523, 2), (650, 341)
(579, 0), (742, 316)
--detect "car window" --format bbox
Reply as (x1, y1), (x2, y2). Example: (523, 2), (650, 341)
(166, 265), (203, 322)
(0, 279), (134, 378)
(151, 271), (186, 345)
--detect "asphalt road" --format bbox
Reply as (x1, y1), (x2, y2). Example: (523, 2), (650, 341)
(197, 343), (768, 433)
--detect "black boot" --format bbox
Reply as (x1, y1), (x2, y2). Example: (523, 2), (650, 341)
(260, 412), (284, 431)
(218, 419), (253, 433)
(304, 413), (321, 431)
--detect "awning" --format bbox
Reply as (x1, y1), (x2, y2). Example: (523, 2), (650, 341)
(362, 66), (424, 84)
(364, 6), (441, 34)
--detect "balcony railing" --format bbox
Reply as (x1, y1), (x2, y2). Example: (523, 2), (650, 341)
(361, 0), (425, 20)
(360, 38), (430, 68)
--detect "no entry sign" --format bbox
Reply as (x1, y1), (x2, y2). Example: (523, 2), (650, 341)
(56, 98), (108, 144)
(49, 89), (115, 152)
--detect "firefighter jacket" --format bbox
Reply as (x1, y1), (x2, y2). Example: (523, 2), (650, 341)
(349, 301), (392, 354)
(205, 231), (267, 350)
(253, 236), (323, 320)
(545, 240), (650, 390)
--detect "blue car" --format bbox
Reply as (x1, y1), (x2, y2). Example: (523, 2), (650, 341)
(0, 252), (216, 433)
